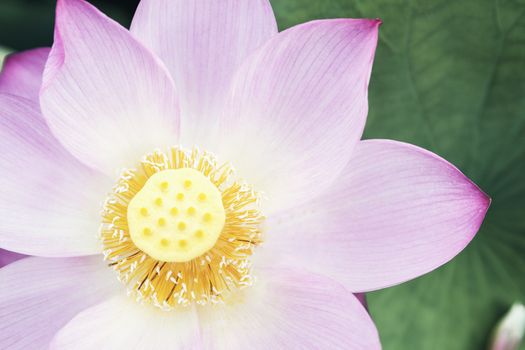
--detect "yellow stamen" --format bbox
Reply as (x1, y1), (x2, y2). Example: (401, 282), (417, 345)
(100, 147), (263, 309)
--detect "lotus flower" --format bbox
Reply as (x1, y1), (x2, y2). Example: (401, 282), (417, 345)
(490, 303), (525, 350)
(0, 0), (490, 348)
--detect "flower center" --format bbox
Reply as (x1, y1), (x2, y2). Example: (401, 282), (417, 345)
(127, 168), (226, 263)
(100, 147), (263, 309)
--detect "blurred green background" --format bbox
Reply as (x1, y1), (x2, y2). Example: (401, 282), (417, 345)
(1, 0), (524, 349)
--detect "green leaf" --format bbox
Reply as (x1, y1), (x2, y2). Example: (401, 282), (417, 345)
(271, 0), (525, 349)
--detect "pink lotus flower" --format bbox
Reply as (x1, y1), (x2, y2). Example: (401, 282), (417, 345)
(0, 0), (490, 348)
(490, 303), (525, 350)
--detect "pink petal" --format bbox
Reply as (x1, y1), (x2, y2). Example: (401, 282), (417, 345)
(0, 249), (25, 267)
(355, 293), (368, 309)
(218, 19), (380, 213)
(0, 256), (119, 349)
(264, 140), (490, 292)
(40, 0), (180, 175)
(0, 48), (50, 102)
(130, 0), (277, 147)
(198, 268), (380, 349)
(0, 94), (111, 256)
(51, 296), (200, 349)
